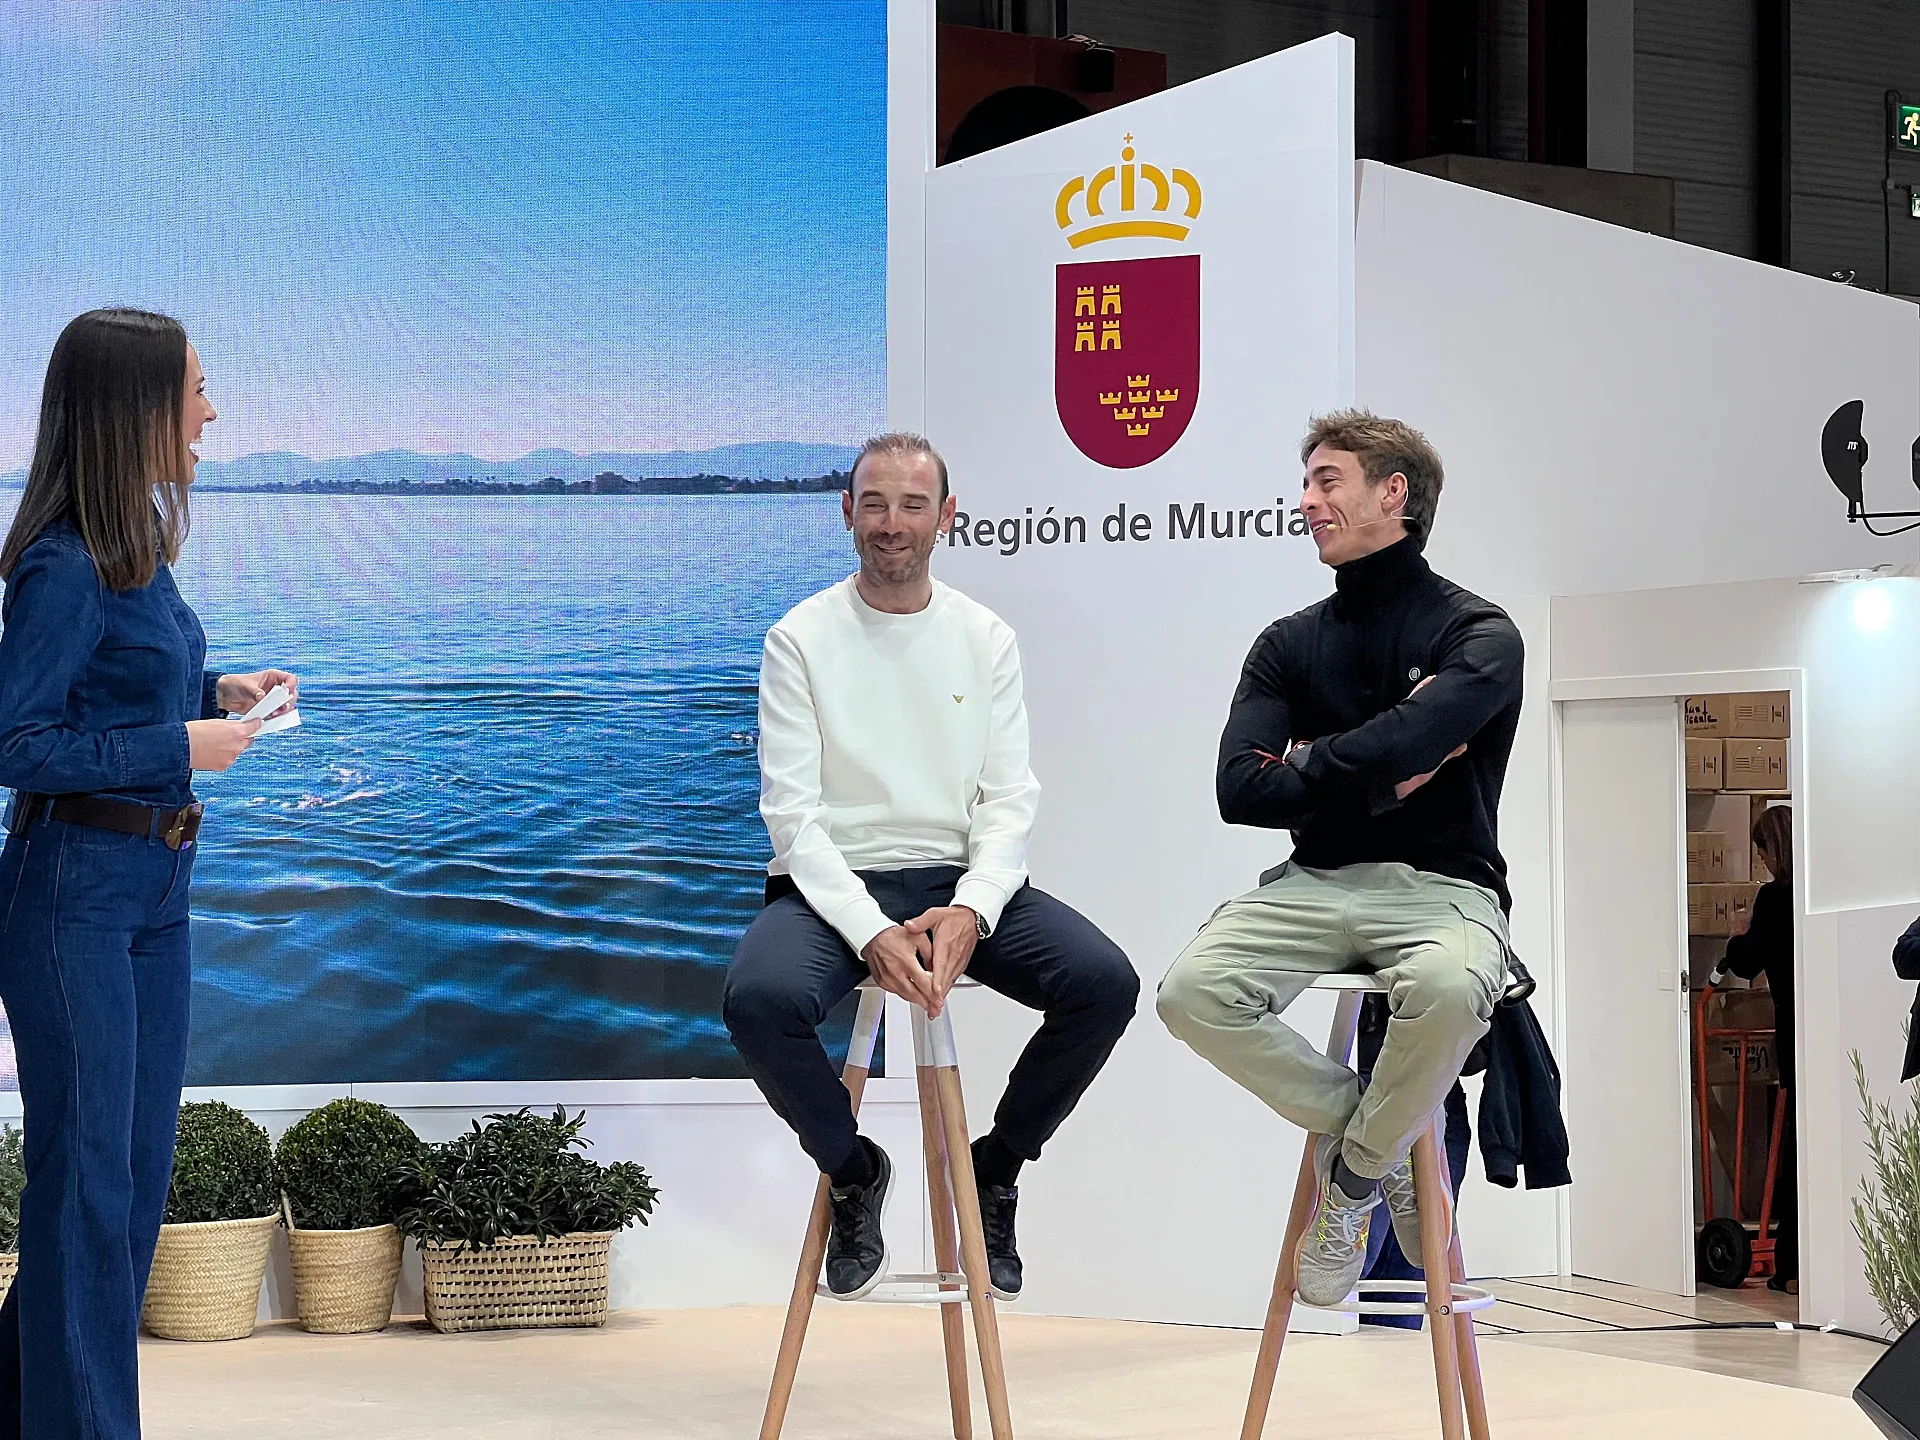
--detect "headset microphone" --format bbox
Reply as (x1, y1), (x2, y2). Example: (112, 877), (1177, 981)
(1324, 516), (1402, 532)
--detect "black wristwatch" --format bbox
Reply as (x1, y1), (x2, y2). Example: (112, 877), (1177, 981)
(974, 910), (991, 940)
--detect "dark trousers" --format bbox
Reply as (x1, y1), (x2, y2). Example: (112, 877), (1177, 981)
(0, 818), (195, 1440)
(723, 866), (1138, 1175)
(1772, 1091), (1798, 1281)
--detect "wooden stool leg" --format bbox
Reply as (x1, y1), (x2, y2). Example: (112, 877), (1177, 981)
(1239, 1134), (1319, 1440)
(1414, 1118), (1468, 1440)
(918, 1001), (1015, 1440)
(1240, 990), (1364, 1440)
(919, 1048), (974, 1440)
(760, 989), (886, 1440)
(1449, 1233), (1491, 1440)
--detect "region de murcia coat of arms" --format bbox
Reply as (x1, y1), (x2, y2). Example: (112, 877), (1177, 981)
(1053, 137), (1201, 469)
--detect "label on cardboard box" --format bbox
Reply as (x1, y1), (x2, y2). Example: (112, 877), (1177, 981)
(1686, 833), (1729, 884)
(1724, 739), (1787, 790)
(1684, 695), (1729, 737)
(1689, 883), (1733, 936)
(1685, 737), (1726, 790)
(1728, 691), (1790, 739)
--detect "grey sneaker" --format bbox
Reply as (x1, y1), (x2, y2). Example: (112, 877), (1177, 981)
(1296, 1134), (1378, 1308)
(1380, 1153), (1424, 1270)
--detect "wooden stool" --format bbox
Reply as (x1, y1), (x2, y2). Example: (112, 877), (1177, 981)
(759, 980), (1016, 1440)
(1241, 973), (1496, 1440)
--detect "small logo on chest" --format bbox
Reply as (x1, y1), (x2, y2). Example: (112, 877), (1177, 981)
(1408, 667), (1423, 682)
(953, 694), (965, 704)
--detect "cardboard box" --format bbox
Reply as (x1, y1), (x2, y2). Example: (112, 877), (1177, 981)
(1717, 986), (1776, 1030)
(1724, 739), (1788, 791)
(1685, 695), (1731, 737)
(1728, 691), (1791, 739)
(1689, 884), (1732, 936)
(1686, 832), (1730, 884)
(1685, 737), (1727, 791)
(1703, 1036), (1778, 1086)
(1728, 882), (1763, 934)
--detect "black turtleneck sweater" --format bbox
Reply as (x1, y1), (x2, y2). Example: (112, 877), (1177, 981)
(1217, 538), (1524, 911)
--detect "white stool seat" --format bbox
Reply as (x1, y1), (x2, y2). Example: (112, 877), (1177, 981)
(1304, 971), (1391, 991)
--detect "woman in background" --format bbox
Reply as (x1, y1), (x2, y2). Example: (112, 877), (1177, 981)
(0, 310), (295, 1439)
(1711, 804), (1796, 1294)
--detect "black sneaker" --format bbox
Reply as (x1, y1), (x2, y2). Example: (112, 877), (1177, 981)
(824, 1142), (892, 1299)
(976, 1181), (1022, 1301)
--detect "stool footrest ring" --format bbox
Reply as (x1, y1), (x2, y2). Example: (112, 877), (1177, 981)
(1296, 1279), (1498, 1318)
(818, 1272), (972, 1305)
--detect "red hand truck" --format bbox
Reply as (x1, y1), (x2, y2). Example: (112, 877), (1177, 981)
(1692, 982), (1787, 1287)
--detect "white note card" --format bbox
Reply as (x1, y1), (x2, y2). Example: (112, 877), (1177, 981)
(239, 684), (302, 734)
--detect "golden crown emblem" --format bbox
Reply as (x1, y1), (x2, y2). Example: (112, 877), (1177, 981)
(1055, 135), (1202, 249)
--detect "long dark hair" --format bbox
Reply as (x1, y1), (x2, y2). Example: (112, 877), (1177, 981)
(1, 308), (192, 591)
(1754, 804), (1793, 887)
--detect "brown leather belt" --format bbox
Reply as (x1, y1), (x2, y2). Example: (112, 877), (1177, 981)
(9, 793), (204, 851)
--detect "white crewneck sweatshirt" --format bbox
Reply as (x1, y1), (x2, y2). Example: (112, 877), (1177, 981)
(757, 575), (1040, 954)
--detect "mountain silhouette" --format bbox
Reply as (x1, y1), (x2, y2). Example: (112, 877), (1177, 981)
(1, 441), (859, 490)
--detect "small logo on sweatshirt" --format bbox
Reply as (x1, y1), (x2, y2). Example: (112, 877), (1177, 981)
(953, 694), (965, 704)
(1408, 667), (1422, 682)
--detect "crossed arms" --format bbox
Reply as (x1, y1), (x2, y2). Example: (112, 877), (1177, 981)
(1216, 613), (1524, 830)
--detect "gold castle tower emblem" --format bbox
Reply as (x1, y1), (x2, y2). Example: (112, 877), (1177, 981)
(1054, 136), (1202, 250)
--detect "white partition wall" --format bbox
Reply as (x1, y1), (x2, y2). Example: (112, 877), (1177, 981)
(922, 35), (1358, 1330)
(1356, 161), (1920, 1293)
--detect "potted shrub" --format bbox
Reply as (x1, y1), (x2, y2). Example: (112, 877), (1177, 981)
(275, 1098), (421, 1334)
(1853, 1052), (1920, 1330)
(394, 1107), (658, 1333)
(0, 1123), (22, 1304)
(143, 1101), (281, 1341)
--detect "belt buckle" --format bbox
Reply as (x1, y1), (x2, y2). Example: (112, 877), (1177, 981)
(164, 803), (204, 851)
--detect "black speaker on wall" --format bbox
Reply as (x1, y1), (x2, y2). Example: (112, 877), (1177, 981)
(1856, 1317), (1920, 1439)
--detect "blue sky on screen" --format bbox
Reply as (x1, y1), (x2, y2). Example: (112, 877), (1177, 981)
(0, 1), (886, 466)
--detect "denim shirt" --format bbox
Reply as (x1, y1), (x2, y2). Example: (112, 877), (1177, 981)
(0, 520), (219, 809)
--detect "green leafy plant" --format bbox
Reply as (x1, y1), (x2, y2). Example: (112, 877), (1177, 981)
(1852, 1050), (1920, 1330)
(394, 1107), (659, 1251)
(276, 1098), (422, 1231)
(166, 1101), (280, 1224)
(0, 1124), (23, 1252)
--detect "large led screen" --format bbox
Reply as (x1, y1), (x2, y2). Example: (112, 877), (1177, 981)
(0, 2), (887, 1084)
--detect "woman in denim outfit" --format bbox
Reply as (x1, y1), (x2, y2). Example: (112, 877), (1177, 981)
(0, 310), (295, 1439)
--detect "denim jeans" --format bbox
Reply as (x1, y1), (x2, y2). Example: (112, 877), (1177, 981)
(0, 815), (195, 1440)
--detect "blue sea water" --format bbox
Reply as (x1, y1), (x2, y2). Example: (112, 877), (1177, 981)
(6, 492), (865, 1085)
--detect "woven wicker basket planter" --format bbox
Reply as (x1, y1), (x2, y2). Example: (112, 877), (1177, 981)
(287, 1223), (403, 1334)
(142, 1214), (280, 1341)
(0, 1252), (14, 1307)
(419, 1231), (614, 1334)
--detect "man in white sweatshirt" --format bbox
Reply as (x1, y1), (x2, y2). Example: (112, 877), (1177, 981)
(723, 432), (1137, 1301)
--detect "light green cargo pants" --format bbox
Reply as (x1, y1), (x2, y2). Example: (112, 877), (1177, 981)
(1156, 861), (1509, 1179)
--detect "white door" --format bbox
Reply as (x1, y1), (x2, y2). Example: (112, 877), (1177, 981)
(1559, 697), (1695, 1294)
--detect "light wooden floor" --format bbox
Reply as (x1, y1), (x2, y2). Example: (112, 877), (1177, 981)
(139, 1292), (1886, 1440)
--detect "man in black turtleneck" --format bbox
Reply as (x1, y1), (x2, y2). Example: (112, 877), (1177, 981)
(1157, 410), (1523, 1310)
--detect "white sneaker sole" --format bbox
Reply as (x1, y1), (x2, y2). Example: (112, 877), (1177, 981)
(1296, 1134), (1374, 1309)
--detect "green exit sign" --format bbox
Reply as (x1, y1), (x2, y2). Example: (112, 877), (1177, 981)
(1900, 104), (1920, 150)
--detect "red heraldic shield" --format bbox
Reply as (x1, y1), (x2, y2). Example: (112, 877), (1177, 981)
(1055, 254), (1200, 469)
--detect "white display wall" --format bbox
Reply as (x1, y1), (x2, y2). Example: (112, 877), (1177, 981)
(924, 36), (1360, 1329)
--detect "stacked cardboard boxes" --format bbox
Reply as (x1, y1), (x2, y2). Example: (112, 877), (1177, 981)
(1683, 691), (1790, 793)
(1685, 693), (1789, 934)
